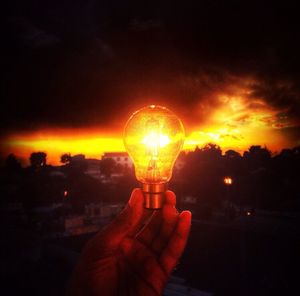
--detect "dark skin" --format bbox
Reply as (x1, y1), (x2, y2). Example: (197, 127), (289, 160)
(67, 188), (192, 296)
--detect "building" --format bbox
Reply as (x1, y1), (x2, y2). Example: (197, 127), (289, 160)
(102, 152), (133, 169)
(85, 159), (102, 180)
(64, 215), (84, 230)
(102, 151), (186, 170)
(64, 215), (99, 236)
(85, 203), (124, 219)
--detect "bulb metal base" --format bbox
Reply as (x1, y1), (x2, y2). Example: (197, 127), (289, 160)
(142, 183), (168, 209)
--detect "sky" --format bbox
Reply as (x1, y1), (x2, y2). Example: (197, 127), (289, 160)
(2, 1), (300, 164)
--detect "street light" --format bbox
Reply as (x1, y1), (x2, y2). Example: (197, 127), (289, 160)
(223, 176), (234, 220)
(224, 177), (233, 185)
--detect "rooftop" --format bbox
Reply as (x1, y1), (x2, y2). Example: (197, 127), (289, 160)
(102, 152), (129, 158)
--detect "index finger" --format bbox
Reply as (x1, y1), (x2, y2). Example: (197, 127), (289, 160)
(159, 210), (192, 274)
(164, 190), (176, 207)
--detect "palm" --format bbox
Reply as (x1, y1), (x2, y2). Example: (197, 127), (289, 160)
(91, 237), (167, 296)
(67, 189), (191, 296)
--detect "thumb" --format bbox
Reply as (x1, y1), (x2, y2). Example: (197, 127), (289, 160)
(95, 188), (145, 249)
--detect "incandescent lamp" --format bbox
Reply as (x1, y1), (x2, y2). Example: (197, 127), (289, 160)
(123, 105), (185, 209)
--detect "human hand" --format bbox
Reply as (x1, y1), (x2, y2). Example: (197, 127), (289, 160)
(67, 188), (192, 296)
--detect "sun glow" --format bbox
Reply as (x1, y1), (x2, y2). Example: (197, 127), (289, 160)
(184, 94), (293, 153)
(142, 133), (171, 149)
(1, 92), (296, 165)
(2, 130), (125, 165)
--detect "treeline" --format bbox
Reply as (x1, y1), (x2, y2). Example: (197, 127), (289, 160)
(175, 144), (300, 212)
(1, 144), (300, 212)
(1, 152), (137, 211)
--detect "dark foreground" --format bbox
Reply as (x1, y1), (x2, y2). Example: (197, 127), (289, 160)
(1, 217), (299, 296)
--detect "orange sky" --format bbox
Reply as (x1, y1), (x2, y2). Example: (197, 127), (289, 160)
(1, 90), (296, 165)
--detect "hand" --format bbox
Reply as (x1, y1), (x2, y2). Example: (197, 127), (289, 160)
(67, 188), (192, 296)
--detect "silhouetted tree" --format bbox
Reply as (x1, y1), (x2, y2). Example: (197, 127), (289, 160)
(243, 145), (271, 170)
(181, 144), (224, 209)
(225, 150), (241, 159)
(67, 154), (88, 174)
(201, 143), (222, 158)
(29, 152), (47, 169)
(224, 149), (243, 177)
(60, 153), (72, 164)
(5, 154), (22, 173)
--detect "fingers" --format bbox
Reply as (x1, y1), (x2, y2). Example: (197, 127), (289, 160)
(165, 190), (176, 207)
(135, 210), (162, 246)
(151, 203), (178, 253)
(136, 190), (177, 246)
(119, 238), (168, 295)
(159, 210), (192, 275)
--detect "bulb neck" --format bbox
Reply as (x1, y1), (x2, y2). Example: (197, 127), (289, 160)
(141, 183), (168, 209)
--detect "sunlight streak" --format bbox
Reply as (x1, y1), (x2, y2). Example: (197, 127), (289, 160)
(1, 91), (297, 165)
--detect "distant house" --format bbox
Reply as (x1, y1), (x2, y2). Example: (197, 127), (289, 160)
(85, 159), (101, 180)
(85, 203), (124, 219)
(71, 154), (86, 163)
(102, 151), (186, 170)
(69, 154), (88, 171)
(102, 152), (133, 169)
(64, 215), (84, 230)
(64, 215), (99, 236)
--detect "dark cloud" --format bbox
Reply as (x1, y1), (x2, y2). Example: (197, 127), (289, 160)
(249, 80), (300, 123)
(2, 0), (300, 140)
(9, 17), (60, 48)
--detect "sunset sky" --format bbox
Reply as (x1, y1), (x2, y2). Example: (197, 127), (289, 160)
(2, 1), (300, 165)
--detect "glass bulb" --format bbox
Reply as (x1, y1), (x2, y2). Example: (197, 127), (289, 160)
(123, 105), (185, 209)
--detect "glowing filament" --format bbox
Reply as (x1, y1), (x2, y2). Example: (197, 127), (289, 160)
(142, 133), (170, 149)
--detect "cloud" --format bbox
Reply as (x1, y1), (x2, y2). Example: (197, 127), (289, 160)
(248, 80), (300, 123)
(8, 17), (60, 48)
(2, 0), (300, 149)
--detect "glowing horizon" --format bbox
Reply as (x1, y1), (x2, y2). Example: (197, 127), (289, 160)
(1, 125), (294, 166)
(1, 92), (298, 165)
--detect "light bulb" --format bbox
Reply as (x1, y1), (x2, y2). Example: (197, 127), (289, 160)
(123, 105), (185, 209)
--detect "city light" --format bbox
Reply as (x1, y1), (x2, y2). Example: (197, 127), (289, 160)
(224, 177), (233, 185)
